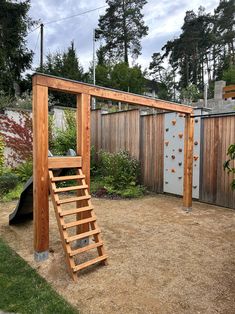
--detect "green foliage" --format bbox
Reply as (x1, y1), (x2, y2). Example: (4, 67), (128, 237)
(157, 1), (235, 95)
(95, 0), (148, 64)
(91, 146), (98, 176)
(0, 173), (19, 196)
(181, 84), (200, 104)
(0, 238), (78, 313)
(111, 62), (146, 94)
(51, 109), (76, 155)
(41, 42), (83, 107)
(1, 183), (24, 202)
(0, 90), (13, 113)
(92, 150), (144, 197)
(0, 134), (4, 175)
(14, 159), (33, 183)
(0, 0), (36, 94)
(223, 144), (235, 190)
(222, 66), (235, 84)
(99, 151), (140, 189)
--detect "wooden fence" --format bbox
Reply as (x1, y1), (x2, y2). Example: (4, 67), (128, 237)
(223, 85), (235, 99)
(91, 109), (235, 209)
(199, 115), (235, 208)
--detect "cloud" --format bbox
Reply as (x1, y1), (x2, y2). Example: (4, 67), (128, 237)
(27, 0), (220, 72)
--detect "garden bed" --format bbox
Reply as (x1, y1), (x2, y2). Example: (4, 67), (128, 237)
(0, 194), (235, 313)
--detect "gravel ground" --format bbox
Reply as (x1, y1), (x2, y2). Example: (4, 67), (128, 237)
(0, 194), (235, 314)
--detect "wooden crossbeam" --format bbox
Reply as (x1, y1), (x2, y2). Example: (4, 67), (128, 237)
(33, 73), (193, 114)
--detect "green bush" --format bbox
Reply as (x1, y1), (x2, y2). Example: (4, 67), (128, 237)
(98, 150), (140, 189)
(224, 144), (235, 190)
(92, 150), (144, 198)
(0, 173), (19, 196)
(14, 160), (33, 183)
(51, 109), (76, 155)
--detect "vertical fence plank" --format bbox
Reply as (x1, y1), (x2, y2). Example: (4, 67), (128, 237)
(140, 114), (164, 193)
(200, 115), (235, 208)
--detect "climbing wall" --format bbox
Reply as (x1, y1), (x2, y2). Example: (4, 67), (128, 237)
(163, 109), (204, 199)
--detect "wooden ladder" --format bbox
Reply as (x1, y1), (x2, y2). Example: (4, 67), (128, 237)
(48, 167), (108, 281)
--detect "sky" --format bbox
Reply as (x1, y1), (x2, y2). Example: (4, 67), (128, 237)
(27, 0), (220, 73)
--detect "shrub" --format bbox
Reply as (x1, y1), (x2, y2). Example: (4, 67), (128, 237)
(51, 109), (76, 155)
(0, 173), (19, 196)
(224, 144), (235, 190)
(98, 150), (140, 190)
(0, 134), (4, 175)
(0, 110), (32, 166)
(14, 159), (33, 183)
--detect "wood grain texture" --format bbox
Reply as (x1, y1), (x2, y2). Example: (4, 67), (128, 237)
(33, 83), (49, 253)
(91, 109), (102, 153)
(200, 116), (235, 209)
(183, 115), (194, 209)
(139, 114), (164, 193)
(101, 110), (140, 160)
(48, 156), (82, 169)
(33, 73), (193, 114)
(77, 93), (91, 233)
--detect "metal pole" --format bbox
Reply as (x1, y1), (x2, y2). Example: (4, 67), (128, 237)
(204, 83), (208, 108)
(40, 23), (44, 71)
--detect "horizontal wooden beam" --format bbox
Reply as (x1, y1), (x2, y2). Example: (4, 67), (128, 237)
(32, 73), (193, 114)
(223, 92), (235, 99)
(223, 85), (235, 92)
(48, 156), (82, 169)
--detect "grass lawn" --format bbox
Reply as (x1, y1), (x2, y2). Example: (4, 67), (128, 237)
(0, 238), (78, 314)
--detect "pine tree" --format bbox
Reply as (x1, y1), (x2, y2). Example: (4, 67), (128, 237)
(41, 42), (84, 107)
(0, 0), (35, 94)
(95, 0), (148, 64)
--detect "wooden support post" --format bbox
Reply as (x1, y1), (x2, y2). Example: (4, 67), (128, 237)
(32, 82), (49, 260)
(183, 114), (194, 211)
(76, 93), (91, 237)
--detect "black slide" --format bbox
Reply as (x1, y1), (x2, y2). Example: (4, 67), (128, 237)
(9, 149), (77, 225)
(9, 176), (33, 224)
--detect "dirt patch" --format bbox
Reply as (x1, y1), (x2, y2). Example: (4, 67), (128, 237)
(0, 195), (235, 314)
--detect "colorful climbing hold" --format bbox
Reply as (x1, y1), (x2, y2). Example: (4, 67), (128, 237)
(193, 156), (199, 161)
(194, 141), (198, 145)
(171, 155), (175, 159)
(178, 133), (183, 139)
(179, 148), (183, 152)
(172, 119), (176, 125)
(165, 141), (169, 146)
(171, 169), (176, 173)
(178, 162), (182, 166)
(165, 128), (169, 132)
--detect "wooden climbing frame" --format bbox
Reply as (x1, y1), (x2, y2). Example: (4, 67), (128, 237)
(32, 73), (194, 262)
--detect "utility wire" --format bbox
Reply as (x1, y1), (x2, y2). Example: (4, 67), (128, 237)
(44, 5), (107, 25)
(27, 25), (41, 36)
(33, 28), (40, 54)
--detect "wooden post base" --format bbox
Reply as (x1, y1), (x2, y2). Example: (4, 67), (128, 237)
(34, 251), (49, 262)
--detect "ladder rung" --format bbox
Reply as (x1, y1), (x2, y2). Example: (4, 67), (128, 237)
(60, 205), (94, 217)
(52, 174), (85, 182)
(62, 216), (96, 229)
(65, 228), (100, 243)
(54, 185), (88, 193)
(73, 254), (108, 272)
(69, 241), (103, 256)
(57, 195), (90, 205)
